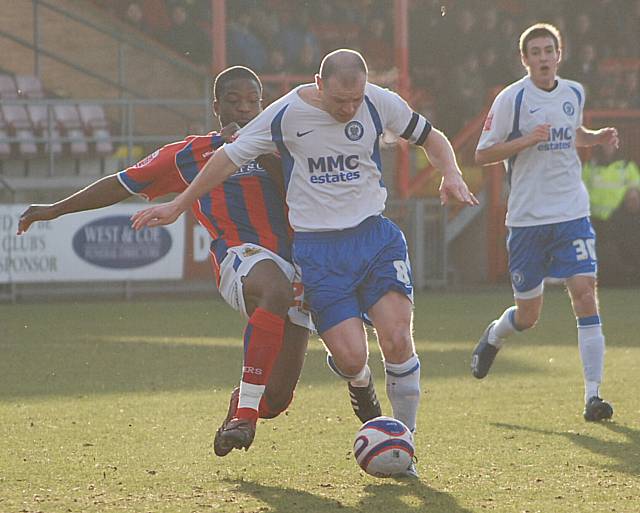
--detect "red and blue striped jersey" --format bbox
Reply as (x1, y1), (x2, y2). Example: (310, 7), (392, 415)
(117, 132), (292, 277)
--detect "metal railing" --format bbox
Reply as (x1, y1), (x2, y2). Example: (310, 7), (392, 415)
(0, 1), (210, 119)
(0, 97), (212, 176)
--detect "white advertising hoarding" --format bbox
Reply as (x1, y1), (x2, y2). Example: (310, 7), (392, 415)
(0, 204), (185, 283)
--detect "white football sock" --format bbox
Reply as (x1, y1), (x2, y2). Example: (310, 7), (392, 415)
(489, 306), (519, 347)
(326, 354), (371, 386)
(385, 354), (420, 433)
(349, 364), (371, 388)
(577, 316), (605, 403)
(238, 381), (265, 412)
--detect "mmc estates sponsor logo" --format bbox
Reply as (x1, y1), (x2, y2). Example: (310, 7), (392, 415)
(72, 216), (172, 269)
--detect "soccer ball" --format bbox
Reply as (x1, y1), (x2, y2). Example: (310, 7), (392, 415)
(353, 416), (414, 478)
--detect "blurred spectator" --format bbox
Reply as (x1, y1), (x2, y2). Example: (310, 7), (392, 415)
(448, 8), (479, 64)
(124, 2), (146, 31)
(476, 6), (502, 51)
(165, 4), (210, 65)
(294, 37), (320, 75)
(583, 143), (640, 222)
(570, 13), (596, 57)
(278, 10), (320, 74)
(618, 71), (640, 110)
(480, 47), (514, 90)
(361, 17), (393, 74)
(565, 43), (599, 99)
(450, 53), (486, 130)
(267, 46), (287, 75)
(601, 187), (640, 286)
(311, 3), (361, 54)
(90, 0), (639, 140)
(227, 11), (268, 72)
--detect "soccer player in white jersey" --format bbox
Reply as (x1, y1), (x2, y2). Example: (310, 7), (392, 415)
(132, 49), (478, 477)
(471, 23), (619, 422)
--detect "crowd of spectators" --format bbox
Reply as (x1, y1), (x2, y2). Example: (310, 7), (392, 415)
(97, 0), (640, 135)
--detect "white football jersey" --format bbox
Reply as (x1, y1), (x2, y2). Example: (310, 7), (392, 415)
(477, 76), (588, 227)
(223, 82), (431, 231)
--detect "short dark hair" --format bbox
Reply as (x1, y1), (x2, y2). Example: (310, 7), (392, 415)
(212, 66), (262, 101)
(319, 49), (368, 81)
(519, 23), (562, 56)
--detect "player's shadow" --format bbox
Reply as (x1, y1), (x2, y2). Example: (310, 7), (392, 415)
(222, 478), (474, 513)
(2, 336), (537, 401)
(493, 422), (640, 476)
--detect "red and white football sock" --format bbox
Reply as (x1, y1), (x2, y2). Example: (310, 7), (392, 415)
(235, 308), (285, 424)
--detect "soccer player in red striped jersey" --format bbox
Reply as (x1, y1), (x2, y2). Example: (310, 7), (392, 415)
(16, 66), (318, 455)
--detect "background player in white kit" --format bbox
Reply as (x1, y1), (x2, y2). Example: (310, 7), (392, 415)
(132, 49), (478, 477)
(470, 23), (619, 422)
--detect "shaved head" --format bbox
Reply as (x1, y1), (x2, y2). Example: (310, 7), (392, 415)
(319, 49), (368, 84)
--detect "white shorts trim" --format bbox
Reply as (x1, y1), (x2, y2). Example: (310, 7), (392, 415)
(217, 243), (314, 331)
(513, 271), (598, 300)
(513, 281), (544, 300)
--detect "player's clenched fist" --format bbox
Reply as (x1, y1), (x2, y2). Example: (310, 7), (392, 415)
(528, 124), (551, 145)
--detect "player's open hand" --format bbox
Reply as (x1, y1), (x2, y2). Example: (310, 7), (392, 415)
(598, 127), (619, 149)
(17, 204), (56, 235)
(439, 173), (479, 206)
(131, 200), (183, 230)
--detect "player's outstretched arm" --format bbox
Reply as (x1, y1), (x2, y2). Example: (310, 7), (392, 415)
(575, 126), (619, 149)
(131, 148), (238, 230)
(422, 128), (479, 206)
(17, 175), (131, 235)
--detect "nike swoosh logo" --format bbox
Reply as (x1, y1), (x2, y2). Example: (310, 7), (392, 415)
(529, 108), (542, 114)
(296, 130), (313, 137)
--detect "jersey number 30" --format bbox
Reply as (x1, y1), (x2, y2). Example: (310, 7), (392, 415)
(573, 239), (596, 261)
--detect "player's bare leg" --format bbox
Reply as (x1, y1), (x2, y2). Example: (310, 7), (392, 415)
(368, 291), (419, 433)
(324, 319), (381, 423)
(368, 291), (420, 478)
(566, 275), (612, 421)
(472, 295), (543, 378)
(214, 260), (291, 455)
(214, 321), (308, 456)
(322, 318), (382, 422)
(260, 321), (308, 418)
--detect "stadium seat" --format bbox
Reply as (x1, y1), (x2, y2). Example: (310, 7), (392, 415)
(78, 103), (114, 155)
(0, 74), (19, 99)
(0, 114), (12, 157)
(15, 75), (45, 99)
(53, 104), (89, 156)
(0, 104), (38, 157)
(27, 104), (63, 155)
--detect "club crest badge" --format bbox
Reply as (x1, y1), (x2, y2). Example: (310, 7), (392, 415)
(345, 120), (364, 141)
(563, 101), (575, 116)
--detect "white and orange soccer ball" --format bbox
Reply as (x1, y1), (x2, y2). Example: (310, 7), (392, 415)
(353, 416), (414, 478)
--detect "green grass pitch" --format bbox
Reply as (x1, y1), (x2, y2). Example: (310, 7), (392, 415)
(1, 287), (639, 512)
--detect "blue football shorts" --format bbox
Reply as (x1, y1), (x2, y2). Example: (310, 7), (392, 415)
(292, 215), (414, 334)
(507, 216), (597, 299)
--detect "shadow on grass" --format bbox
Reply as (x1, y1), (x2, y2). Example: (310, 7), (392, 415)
(224, 478), (474, 513)
(493, 422), (640, 476)
(0, 332), (538, 400)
